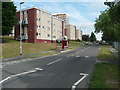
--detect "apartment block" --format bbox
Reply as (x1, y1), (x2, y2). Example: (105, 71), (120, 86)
(66, 24), (76, 40)
(15, 7), (64, 43)
(76, 30), (82, 41)
(51, 16), (63, 41)
(53, 14), (69, 26)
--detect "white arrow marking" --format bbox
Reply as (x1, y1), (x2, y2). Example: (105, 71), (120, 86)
(71, 73), (88, 90)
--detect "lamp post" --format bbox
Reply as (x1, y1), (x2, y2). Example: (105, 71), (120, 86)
(20, 2), (24, 56)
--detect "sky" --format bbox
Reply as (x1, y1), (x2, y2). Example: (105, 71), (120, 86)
(13, 0), (111, 40)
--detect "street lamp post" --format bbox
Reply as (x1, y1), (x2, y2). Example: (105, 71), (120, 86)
(20, 2), (24, 56)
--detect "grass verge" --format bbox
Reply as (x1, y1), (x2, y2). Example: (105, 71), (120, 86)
(97, 45), (116, 60)
(89, 63), (118, 88)
(89, 45), (119, 88)
(1, 36), (83, 59)
(1, 36), (56, 59)
(28, 52), (58, 58)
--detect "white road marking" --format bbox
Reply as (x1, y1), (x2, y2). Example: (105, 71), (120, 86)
(67, 56), (69, 58)
(0, 68), (43, 84)
(71, 85), (76, 90)
(85, 56), (89, 58)
(71, 73), (88, 90)
(47, 58), (62, 65)
(76, 52), (79, 54)
(0, 76), (12, 84)
(76, 56), (80, 58)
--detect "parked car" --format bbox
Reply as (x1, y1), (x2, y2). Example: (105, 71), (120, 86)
(84, 42), (89, 45)
(16, 36), (22, 41)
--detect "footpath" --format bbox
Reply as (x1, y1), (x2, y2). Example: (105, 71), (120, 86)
(109, 46), (120, 65)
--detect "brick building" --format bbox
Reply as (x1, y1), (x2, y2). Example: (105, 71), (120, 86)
(15, 7), (64, 43)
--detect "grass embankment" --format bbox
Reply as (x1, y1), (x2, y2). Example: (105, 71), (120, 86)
(29, 52), (57, 58)
(1, 36), (56, 58)
(89, 45), (119, 88)
(1, 36), (83, 59)
(97, 45), (116, 60)
(68, 41), (83, 49)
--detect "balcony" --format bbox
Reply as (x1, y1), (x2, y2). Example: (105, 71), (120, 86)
(22, 35), (28, 39)
(22, 19), (28, 25)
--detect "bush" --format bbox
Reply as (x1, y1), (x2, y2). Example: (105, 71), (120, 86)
(76, 39), (82, 42)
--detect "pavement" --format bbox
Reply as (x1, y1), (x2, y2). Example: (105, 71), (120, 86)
(109, 46), (120, 65)
(1, 44), (100, 89)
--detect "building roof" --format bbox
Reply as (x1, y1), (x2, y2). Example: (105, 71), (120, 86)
(17, 6), (52, 15)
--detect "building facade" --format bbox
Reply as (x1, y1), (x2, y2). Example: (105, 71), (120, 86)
(51, 16), (63, 41)
(15, 7), (64, 43)
(76, 30), (82, 41)
(66, 24), (76, 40)
(53, 14), (69, 26)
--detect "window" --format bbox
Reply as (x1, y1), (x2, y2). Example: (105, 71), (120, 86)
(36, 25), (38, 28)
(53, 36), (56, 38)
(39, 18), (40, 21)
(37, 10), (40, 14)
(42, 26), (45, 29)
(24, 11), (27, 15)
(48, 27), (50, 30)
(36, 32), (38, 36)
(39, 33), (41, 36)
(39, 26), (41, 28)
(48, 21), (50, 23)
(47, 34), (50, 37)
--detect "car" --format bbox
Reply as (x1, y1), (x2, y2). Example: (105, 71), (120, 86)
(16, 36), (22, 41)
(84, 42), (89, 45)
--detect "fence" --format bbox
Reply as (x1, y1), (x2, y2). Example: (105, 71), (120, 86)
(112, 42), (120, 51)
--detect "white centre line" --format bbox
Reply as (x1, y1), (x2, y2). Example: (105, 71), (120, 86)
(76, 52), (79, 54)
(47, 58), (62, 65)
(85, 56), (89, 58)
(76, 56), (80, 58)
(71, 73), (88, 90)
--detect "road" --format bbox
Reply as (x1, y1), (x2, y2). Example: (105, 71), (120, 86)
(1, 44), (100, 89)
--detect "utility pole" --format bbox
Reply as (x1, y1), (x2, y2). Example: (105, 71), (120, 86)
(20, 2), (24, 56)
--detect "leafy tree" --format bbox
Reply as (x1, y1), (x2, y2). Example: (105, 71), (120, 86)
(90, 32), (96, 42)
(2, 2), (17, 35)
(82, 35), (89, 41)
(94, 1), (120, 42)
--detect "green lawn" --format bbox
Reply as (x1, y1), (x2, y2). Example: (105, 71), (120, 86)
(89, 45), (119, 88)
(1, 36), (83, 59)
(97, 45), (116, 60)
(1, 36), (56, 58)
(68, 40), (83, 47)
(28, 52), (57, 58)
(89, 63), (118, 88)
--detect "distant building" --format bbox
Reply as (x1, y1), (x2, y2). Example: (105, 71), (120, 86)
(53, 14), (69, 27)
(51, 16), (64, 42)
(15, 7), (64, 43)
(76, 30), (82, 41)
(66, 24), (76, 40)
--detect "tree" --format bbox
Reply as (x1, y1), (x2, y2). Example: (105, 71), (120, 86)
(94, 1), (120, 42)
(2, 2), (17, 36)
(82, 35), (89, 41)
(90, 32), (96, 42)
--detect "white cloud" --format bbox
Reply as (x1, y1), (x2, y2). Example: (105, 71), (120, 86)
(13, 0), (114, 2)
